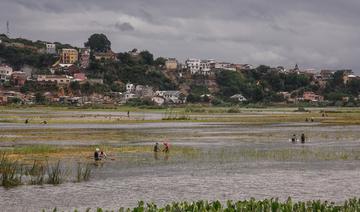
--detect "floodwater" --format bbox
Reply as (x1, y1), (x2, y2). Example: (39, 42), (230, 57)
(1, 121), (360, 211)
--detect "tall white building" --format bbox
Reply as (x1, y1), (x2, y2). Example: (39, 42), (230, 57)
(0, 64), (13, 81)
(214, 62), (236, 71)
(200, 59), (215, 75)
(46, 43), (56, 54)
(185, 59), (215, 75)
(185, 59), (201, 74)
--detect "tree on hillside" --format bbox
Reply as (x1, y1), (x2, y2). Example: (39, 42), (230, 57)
(216, 70), (245, 97)
(139, 50), (154, 65)
(347, 79), (360, 95)
(154, 57), (166, 67)
(84, 34), (111, 52)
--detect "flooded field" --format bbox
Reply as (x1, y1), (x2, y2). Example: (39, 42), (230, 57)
(1, 107), (360, 211)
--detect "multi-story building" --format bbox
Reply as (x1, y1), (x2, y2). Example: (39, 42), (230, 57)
(37, 75), (72, 85)
(199, 59), (215, 75)
(319, 70), (334, 80)
(165, 58), (178, 70)
(214, 62), (236, 71)
(46, 43), (56, 54)
(61, 49), (78, 64)
(0, 64), (13, 82)
(154, 90), (184, 104)
(185, 59), (215, 75)
(303, 92), (324, 102)
(93, 50), (117, 61)
(126, 83), (135, 93)
(73, 73), (87, 82)
(79, 48), (91, 68)
(185, 59), (201, 74)
(11, 71), (27, 86)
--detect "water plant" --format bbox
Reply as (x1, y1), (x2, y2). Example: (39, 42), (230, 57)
(59, 198), (360, 212)
(76, 162), (92, 182)
(47, 161), (67, 185)
(0, 153), (23, 188)
(26, 160), (46, 185)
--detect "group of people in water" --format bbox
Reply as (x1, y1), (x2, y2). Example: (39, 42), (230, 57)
(305, 118), (314, 122)
(291, 133), (306, 144)
(24, 119), (48, 124)
(93, 142), (170, 161)
(154, 142), (170, 153)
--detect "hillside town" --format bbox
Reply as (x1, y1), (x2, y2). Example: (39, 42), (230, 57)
(0, 33), (359, 107)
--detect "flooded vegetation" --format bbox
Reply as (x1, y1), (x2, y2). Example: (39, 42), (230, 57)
(0, 154), (93, 188)
(1, 107), (360, 211)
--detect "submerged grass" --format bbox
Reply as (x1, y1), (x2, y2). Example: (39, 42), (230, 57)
(47, 161), (66, 185)
(0, 153), (23, 188)
(0, 154), (94, 188)
(26, 160), (46, 185)
(76, 163), (92, 182)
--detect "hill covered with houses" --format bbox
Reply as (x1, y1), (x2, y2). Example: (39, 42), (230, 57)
(0, 33), (360, 107)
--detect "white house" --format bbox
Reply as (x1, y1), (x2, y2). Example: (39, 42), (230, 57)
(46, 43), (56, 54)
(125, 93), (137, 101)
(126, 83), (135, 93)
(200, 59), (215, 75)
(155, 90), (184, 104)
(0, 64), (13, 81)
(230, 94), (247, 102)
(215, 62), (236, 71)
(151, 96), (165, 105)
(185, 59), (216, 75)
(37, 75), (72, 85)
(185, 59), (201, 74)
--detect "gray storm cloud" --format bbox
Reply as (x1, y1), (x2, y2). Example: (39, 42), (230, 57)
(114, 22), (135, 31)
(1, 0), (360, 72)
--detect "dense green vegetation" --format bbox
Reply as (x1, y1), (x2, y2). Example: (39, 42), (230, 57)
(86, 54), (176, 91)
(216, 66), (311, 102)
(216, 66), (360, 105)
(56, 198), (360, 211)
(0, 43), (57, 70)
(84, 33), (111, 53)
(324, 70), (360, 102)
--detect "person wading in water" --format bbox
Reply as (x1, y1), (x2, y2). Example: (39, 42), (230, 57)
(301, 133), (306, 143)
(291, 134), (297, 143)
(94, 148), (100, 161)
(163, 142), (170, 153)
(154, 142), (160, 152)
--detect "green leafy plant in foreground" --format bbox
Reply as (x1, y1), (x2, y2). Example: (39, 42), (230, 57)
(51, 198), (360, 212)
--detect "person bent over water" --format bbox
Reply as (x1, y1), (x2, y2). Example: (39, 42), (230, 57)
(163, 142), (170, 153)
(291, 134), (297, 143)
(100, 150), (107, 159)
(94, 148), (100, 161)
(154, 142), (160, 152)
(301, 133), (306, 143)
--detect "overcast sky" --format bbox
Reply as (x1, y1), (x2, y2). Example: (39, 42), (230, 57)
(1, 0), (360, 72)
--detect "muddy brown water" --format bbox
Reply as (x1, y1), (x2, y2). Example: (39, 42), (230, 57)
(1, 122), (360, 211)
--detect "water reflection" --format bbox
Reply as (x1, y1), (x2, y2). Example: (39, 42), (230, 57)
(153, 152), (170, 161)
